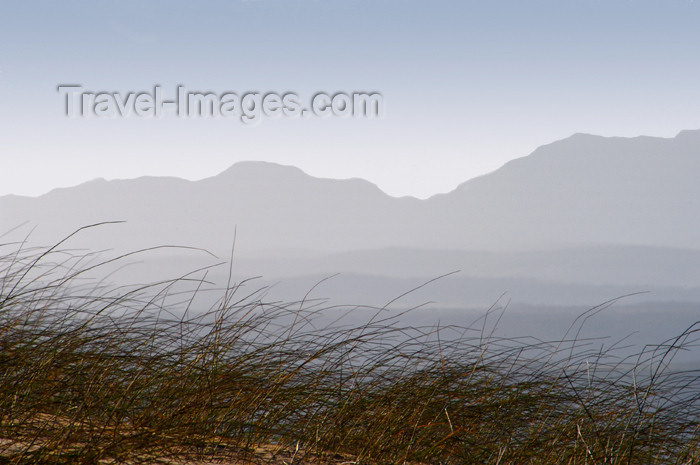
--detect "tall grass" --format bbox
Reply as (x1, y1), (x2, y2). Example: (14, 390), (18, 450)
(0, 229), (698, 464)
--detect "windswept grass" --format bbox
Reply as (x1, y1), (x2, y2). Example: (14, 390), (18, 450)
(0, 229), (699, 464)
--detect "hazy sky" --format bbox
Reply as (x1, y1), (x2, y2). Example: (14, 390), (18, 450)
(2, 0), (700, 199)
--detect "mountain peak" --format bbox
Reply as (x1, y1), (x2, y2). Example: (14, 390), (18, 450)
(209, 161), (396, 199)
(216, 161), (307, 179)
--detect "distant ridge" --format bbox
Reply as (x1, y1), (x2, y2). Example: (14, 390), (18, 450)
(426, 129), (700, 249)
(2, 130), (699, 255)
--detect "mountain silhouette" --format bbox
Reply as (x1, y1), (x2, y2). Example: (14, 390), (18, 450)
(2, 130), (699, 257)
(425, 130), (700, 249)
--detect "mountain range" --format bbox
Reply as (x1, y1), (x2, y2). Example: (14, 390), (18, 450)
(3, 130), (700, 255)
(2, 129), (699, 312)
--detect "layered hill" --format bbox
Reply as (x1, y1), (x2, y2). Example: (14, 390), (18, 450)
(2, 130), (699, 255)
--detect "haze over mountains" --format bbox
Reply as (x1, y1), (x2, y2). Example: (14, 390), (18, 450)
(4, 129), (700, 253)
(2, 130), (699, 320)
(430, 130), (700, 250)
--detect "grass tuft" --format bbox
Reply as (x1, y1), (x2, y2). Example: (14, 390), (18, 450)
(0, 233), (698, 464)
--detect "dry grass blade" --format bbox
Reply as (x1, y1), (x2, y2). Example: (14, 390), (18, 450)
(0, 232), (698, 464)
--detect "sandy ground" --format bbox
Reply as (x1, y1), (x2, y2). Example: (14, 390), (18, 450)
(0, 436), (363, 465)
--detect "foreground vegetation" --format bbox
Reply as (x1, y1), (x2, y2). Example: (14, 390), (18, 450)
(1, 229), (699, 464)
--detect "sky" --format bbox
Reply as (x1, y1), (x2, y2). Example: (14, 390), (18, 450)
(2, 0), (700, 199)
